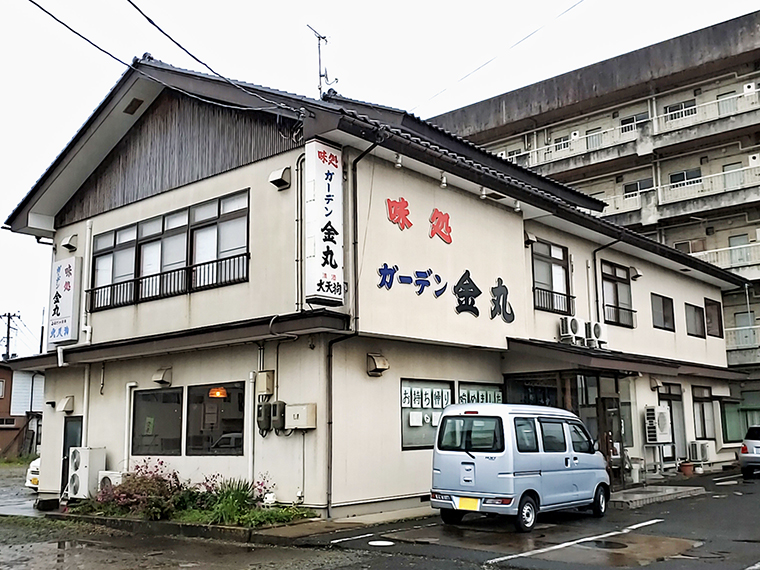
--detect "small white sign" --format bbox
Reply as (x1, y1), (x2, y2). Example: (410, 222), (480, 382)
(469, 390), (478, 403)
(412, 388), (422, 408)
(432, 389), (442, 409)
(443, 390), (451, 408)
(422, 389), (432, 408)
(401, 386), (412, 408)
(409, 411), (423, 427)
(432, 411), (442, 427)
(459, 389), (468, 404)
(49, 256), (80, 345)
(479, 390), (487, 403)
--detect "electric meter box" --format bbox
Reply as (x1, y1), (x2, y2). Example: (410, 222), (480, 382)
(255, 371), (274, 395)
(285, 403), (317, 430)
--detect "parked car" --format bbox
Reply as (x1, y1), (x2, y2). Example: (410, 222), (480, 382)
(25, 457), (40, 491)
(739, 425), (760, 479)
(430, 403), (609, 532)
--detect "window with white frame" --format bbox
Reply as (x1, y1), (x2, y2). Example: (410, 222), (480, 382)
(554, 135), (569, 152)
(586, 128), (602, 150)
(717, 91), (737, 116)
(692, 386), (715, 440)
(620, 112), (649, 133)
(623, 178), (653, 197)
(91, 190), (249, 310)
(669, 168), (702, 188)
(664, 99), (696, 121)
(685, 303), (706, 338)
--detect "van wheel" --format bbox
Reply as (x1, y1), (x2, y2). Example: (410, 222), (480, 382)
(440, 509), (464, 525)
(592, 486), (607, 518)
(514, 495), (537, 533)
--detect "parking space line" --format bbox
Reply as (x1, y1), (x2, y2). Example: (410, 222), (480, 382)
(713, 474), (741, 482)
(330, 533), (374, 544)
(484, 519), (664, 565)
(744, 562), (760, 570)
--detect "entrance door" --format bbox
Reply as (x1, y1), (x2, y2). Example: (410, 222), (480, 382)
(61, 416), (83, 493)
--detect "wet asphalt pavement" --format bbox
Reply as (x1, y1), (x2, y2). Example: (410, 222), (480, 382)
(1, 464), (759, 570)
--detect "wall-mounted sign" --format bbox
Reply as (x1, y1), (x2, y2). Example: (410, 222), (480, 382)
(305, 140), (344, 306)
(48, 256), (81, 345)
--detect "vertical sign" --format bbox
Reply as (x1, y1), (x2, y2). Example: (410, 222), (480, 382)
(49, 256), (80, 345)
(305, 140), (344, 306)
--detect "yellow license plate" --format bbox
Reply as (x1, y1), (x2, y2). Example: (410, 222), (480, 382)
(458, 497), (479, 511)
(31, 477), (39, 486)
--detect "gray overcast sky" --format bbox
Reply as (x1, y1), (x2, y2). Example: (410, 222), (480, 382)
(1, 0), (758, 356)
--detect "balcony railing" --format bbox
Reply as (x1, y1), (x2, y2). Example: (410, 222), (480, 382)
(726, 326), (760, 349)
(599, 192), (642, 216)
(658, 165), (760, 205)
(89, 253), (249, 311)
(691, 242), (760, 269)
(533, 287), (575, 315)
(604, 304), (636, 328)
(654, 90), (760, 133)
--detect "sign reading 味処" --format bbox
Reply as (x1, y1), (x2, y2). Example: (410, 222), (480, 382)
(49, 256), (81, 345)
(305, 140), (344, 306)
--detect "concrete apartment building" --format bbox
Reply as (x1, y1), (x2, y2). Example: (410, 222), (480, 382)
(432, 11), (760, 455)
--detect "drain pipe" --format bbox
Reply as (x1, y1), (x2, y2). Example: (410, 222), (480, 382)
(123, 382), (138, 471)
(249, 342), (265, 482)
(81, 364), (91, 447)
(592, 238), (622, 323)
(325, 142), (379, 518)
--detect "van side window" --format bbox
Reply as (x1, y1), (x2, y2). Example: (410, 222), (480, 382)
(569, 422), (594, 453)
(437, 416), (504, 453)
(539, 420), (567, 452)
(514, 418), (538, 452)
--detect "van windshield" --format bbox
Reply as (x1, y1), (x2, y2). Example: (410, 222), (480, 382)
(437, 416), (504, 453)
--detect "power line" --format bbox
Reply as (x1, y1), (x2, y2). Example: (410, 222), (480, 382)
(25, 0), (305, 125)
(123, 0), (304, 119)
(410, 0), (587, 114)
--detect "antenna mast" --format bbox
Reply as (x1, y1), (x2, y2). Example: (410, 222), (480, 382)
(307, 25), (338, 98)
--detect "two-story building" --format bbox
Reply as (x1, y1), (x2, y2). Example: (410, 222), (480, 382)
(5, 57), (748, 516)
(432, 10), (760, 460)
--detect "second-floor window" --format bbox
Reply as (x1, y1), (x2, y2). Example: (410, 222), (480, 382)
(601, 261), (634, 327)
(664, 99), (696, 121)
(704, 298), (723, 338)
(91, 190), (249, 311)
(685, 303), (706, 338)
(620, 112), (649, 133)
(532, 240), (572, 315)
(623, 178), (653, 197)
(651, 293), (675, 332)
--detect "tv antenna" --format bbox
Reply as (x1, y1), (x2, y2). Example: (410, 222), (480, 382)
(307, 25), (338, 98)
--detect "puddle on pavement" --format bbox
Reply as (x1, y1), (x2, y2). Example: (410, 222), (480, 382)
(384, 519), (701, 566)
(0, 541), (91, 570)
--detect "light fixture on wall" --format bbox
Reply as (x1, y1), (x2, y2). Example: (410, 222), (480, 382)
(480, 186), (487, 200)
(440, 173), (447, 188)
(209, 386), (228, 398)
(268, 166), (291, 191)
(60, 234), (78, 252)
(367, 353), (390, 377)
(394, 154), (403, 169)
(152, 367), (172, 386)
(513, 200), (521, 213)
(630, 266), (643, 280)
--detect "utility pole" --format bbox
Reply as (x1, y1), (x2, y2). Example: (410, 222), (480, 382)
(2, 312), (19, 360)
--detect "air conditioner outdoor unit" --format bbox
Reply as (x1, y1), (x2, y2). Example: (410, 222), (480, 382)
(644, 406), (672, 444)
(98, 470), (125, 492)
(559, 316), (586, 345)
(688, 441), (710, 463)
(68, 447), (106, 500)
(585, 321), (608, 348)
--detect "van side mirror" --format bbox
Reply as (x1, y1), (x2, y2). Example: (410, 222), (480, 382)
(592, 439), (599, 453)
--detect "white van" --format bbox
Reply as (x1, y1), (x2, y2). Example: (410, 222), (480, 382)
(430, 403), (610, 532)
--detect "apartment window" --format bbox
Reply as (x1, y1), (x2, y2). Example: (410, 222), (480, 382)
(734, 311), (758, 347)
(721, 401), (744, 443)
(669, 168), (702, 188)
(664, 99), (697, 121)
(623, 178), (654, 197)
(91, 190), (249, 310)
(602, 261), (635, 327)
(692, 386), (715, 440)
(620, 112), (649, 133)
(673, 238), (705, 254)
(586, 128), (602, 150)
(532, 240), (573, 314)
(554, 135), (569, 152)
(507, 149), (522, 159)
(0, 379), (4, 398)
(186, 382), (245, 456)
(717, 91), (737, 116)
(132, 388), (183, 456)
(704, 298), (723, 338)
(0, 418), (15, 427)
(723, 162), (744, 190)
(685, 303), (706, 338)
(651, 293), (675, 332)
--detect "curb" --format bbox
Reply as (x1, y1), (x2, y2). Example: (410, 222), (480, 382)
(44, 512), (311, 545)
(609, 486), (706, 509)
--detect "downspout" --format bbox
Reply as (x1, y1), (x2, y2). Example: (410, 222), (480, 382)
(80, 220), (94, 344)
(325, 141), (379, 518)
(593, 238), (622, 323)
(745, 283), (752, 322)
(295, 153), (306, 313)
(249, 342), (265, 482)
(123, 382), (138, 471)
(81, 364), (91, 447)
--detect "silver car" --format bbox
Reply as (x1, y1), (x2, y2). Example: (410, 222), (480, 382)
(740, 425), (760, 479)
